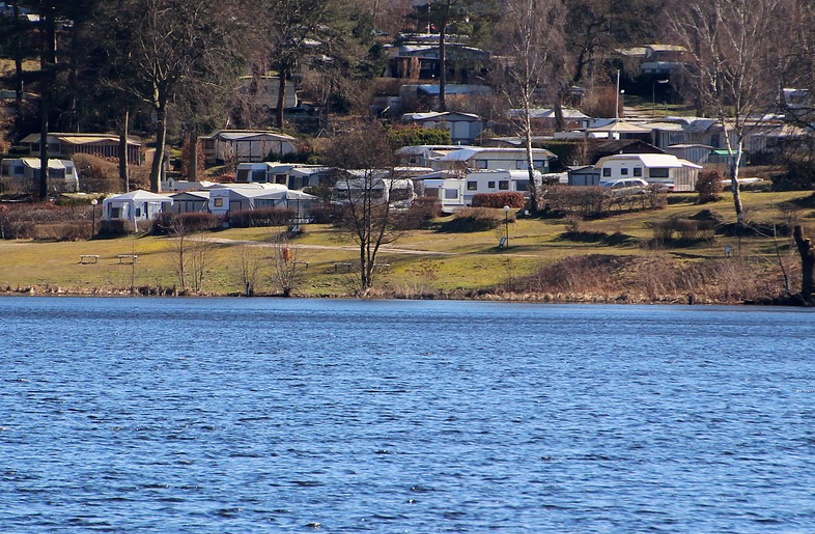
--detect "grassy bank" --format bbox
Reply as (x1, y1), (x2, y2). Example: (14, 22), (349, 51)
(0, 190), (811, 303)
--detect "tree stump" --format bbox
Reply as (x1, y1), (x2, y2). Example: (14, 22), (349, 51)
(793, 225), (815, 301)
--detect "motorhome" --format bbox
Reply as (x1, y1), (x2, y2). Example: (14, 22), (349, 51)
(422, 169), (542, 213)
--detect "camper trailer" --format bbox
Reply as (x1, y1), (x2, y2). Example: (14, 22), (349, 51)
(332, 175), (416, 209)
(423, 169), (542, 213)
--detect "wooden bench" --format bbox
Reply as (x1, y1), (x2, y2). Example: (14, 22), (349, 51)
(79, 255), (99, 264)
(333, 262), (352, 272)
(118, 254), (138, 264)
(293, 260), (309, 269)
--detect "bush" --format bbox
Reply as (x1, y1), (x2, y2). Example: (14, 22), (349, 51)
(395, 197), (442, 230)
(229, 207), (294, 228)
(152, 212), (220, 235)
(32, 222), (89, 241)
(98, 218), (134, 237)
(73, 153), (150, 192)
(472, 192), (525, 209)
(0, 202), (91, 239)
(696, 169), (724, 203)
(438, 207), (511, 233)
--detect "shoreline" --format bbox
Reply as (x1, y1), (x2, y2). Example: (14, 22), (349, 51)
(1, 283), (809, 307)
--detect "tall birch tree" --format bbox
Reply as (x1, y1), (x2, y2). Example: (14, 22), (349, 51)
(494, 0), (564, 214)
(669, 0), (782, 223)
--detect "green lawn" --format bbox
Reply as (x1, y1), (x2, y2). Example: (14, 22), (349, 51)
(1, 191), (812, 298)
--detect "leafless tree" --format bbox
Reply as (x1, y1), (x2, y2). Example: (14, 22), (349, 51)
(171, 217), (215, 294)
(269, 233), (303, 297)
(493, 0), (565, 214)
(237, 245), (265, 297)
(668, 0), (783, 224)
(325, 121), (401, 293)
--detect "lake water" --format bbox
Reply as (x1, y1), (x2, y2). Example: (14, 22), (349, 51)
(1, 297), (814, 533)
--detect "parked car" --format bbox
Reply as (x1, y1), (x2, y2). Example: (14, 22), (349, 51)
(598, 178), (649, 189)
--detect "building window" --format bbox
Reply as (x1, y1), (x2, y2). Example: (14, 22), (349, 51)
(499, 180), (509, 190)
(620, 167), (629, 176)
(488, 181), (495, 188)
(633, 167), (642, 177)
(467, 181), (477, 191)
(602, 168), (611, 177)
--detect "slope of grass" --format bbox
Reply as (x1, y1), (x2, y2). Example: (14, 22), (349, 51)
(0, 191), (812, 300)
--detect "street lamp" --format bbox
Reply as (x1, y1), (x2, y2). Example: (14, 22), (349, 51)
(90, 198), (98, 238)
(652, 79), (669, 118)
(503, 205), (510, 248)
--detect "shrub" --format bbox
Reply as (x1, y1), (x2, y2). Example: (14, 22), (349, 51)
(385, 125), (452, 149)
(0, 202), (91, 239)
(395, 196), (442, 230)
(32, 222), (88, 241)
(696, 169), (724, 203)
(438, 207), (511, 233)
(98, 219), (134, 237)
(472, 192), (525, 209)
(153, 212), (220, 235)
(229, 207), (294, 228)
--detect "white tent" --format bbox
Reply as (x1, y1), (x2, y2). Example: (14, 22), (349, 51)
(102, 190), (173, 229)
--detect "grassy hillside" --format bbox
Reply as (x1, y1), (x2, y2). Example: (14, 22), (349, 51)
(0, 190), (812, 302)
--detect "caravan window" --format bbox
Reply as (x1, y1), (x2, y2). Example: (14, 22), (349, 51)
(633, 167), (642, 177)
(650, 168), (670, 178)
(236, 169), (249, 182)
(487, 181), (495, 189)
(499, 180), (509, 190)
(602, 168), (611, 177)
(213, 198), (224, 207)
(445, 188), (458, 199)
(515, 180), (529, 192)
(251, 170), (266, 182)
(467, 181), (477, 191)
(620, 167), (629, 176)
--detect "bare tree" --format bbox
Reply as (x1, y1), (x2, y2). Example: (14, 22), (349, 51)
(325, 121), (400, 293)
(669, 0), (783, 223)
(493, 0), (564, 214)
(269, 233), (303, 297)
(237, 245), (265, 297)
(171, 217), (215, 294)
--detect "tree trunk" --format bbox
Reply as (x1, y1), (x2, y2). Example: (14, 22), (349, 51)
(150, 105), (167, 193)
(276, 70), (287, 129)
(794, 225), (815, 301)
(729, 143), (745, 223)
(187, 130), (198, 182)
(38, 3), (57, 200)
(523, 102), (537, 214)
(438, 0), (452, 112)
(119, 109), (130, 191)
(12, 3), (23, 127)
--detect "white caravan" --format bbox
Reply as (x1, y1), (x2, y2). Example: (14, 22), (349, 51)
(422, 169), (542, 213)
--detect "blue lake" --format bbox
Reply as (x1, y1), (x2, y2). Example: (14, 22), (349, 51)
(1, 297), (814, 533)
